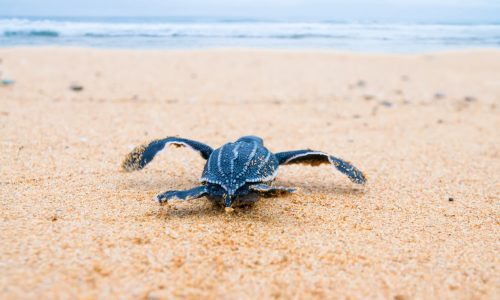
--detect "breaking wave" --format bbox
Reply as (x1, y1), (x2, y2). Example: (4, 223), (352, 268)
(0, 17), (499, 51)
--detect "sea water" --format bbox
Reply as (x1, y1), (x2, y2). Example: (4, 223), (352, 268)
(0, 17), (499, 52)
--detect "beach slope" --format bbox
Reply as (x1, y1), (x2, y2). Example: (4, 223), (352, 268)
(0, 48), (499, 299)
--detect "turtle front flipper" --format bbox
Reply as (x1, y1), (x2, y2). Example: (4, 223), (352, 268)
(121, 137), (213, 172)
(275, 150), (366, 184)
(155, 185), (209, 204)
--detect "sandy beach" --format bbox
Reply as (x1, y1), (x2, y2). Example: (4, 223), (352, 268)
(0, 48), (499, 299)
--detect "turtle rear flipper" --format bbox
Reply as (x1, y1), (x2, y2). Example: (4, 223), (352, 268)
(155, 185), (209, 204)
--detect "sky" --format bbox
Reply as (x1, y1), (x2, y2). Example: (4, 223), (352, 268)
(0, 0), (499, 23)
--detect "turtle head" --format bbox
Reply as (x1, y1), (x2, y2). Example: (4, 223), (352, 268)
(222, 184), (255, 208)
(224, 195), (234, 208)
(205, 182), (239, 208)
(236, 135), (263, 145)
(223, 187), (239, 208)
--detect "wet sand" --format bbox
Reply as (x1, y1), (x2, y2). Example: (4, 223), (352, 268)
(0, 48), (499, 299)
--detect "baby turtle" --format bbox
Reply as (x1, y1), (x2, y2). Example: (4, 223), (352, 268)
(122, 135), (366, 208)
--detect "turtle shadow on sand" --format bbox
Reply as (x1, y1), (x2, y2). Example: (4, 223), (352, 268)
(152, 198), (279, 221)
(283, 181), (367, 196)
(120, 177), (196, 192)
(150, 185), (362, 221)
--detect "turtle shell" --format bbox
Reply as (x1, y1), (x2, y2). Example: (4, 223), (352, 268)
(200, 140), (279, 195)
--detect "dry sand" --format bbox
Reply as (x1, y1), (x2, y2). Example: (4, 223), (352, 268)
(0, 48), (499, 299)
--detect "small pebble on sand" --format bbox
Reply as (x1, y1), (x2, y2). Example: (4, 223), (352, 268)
(434, 92), (446, 99)
(380, 100), (393, 107)
(357, 80), (366, 87)
(448, 197), (454, 202)
(464, 96), (476, 102)
(363, 94), (374, 100)
(70, 83), (84, 92)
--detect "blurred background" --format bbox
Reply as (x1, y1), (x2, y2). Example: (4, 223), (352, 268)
(1, 0), (499, 51)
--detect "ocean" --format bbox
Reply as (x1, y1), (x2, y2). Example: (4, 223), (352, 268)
(0, 17), (499, 52)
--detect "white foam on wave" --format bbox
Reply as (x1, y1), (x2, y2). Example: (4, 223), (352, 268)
(0, 17), (499, 51)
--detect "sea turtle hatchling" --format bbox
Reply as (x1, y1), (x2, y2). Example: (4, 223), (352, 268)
(122, 135), (366, 209)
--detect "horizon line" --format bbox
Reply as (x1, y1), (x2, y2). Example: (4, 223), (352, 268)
(1, 15), (499, 25)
